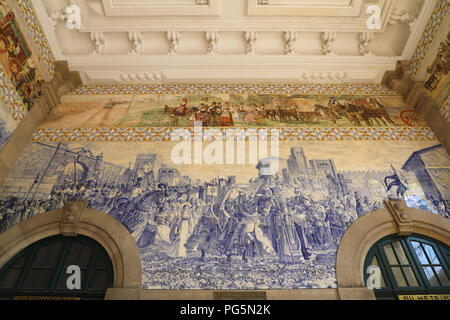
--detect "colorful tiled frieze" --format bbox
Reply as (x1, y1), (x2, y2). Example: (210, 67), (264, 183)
(443, 96), (450, 121)
(31, 127), (438, 143)
(72, 83), (401, 96)
(410, 0), (449, 77)
(0, 67), (27, 122)
(15, 0), (55, 77)
(0, 0), (55, 131)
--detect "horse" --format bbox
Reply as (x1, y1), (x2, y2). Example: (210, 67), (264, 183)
(265, 109), (278, 121)
(314, 105), (341, 124)
(277, 108), (300, 122)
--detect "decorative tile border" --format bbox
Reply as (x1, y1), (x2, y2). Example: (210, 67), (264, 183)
(0, 68), (27, 122)
(72, 83), (401, 96)
(31, 127), (438, 143)
(442, 96), (450, 122)
(15, 0), (55, 77)
(0, 1), (55, 125)
(410, 0), (448, 77)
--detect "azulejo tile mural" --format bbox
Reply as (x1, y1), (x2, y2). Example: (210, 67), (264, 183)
(73, 83), (400, 96)
(424, 30), (449, 122)
(0, 140), (448, 289)
(41, 93), (427, 129)
(14, 0), (55, 78)
(0, 0), (54, 149)
(0, 98), (17, 148)
(0, 66), (26, 121)
(410, 0), (449, 77)
(0, 1), (43, 112)
(32, 127), (437, 143)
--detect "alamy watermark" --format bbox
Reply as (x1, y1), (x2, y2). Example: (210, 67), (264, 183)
(366, 265), (382, 290)
(66, 265), (81, 290)
(366, 5), (382, 30)
(170, 125), (280, 175)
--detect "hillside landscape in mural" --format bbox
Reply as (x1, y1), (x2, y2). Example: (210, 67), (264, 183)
(0, 139), (448, 289)
(40, 94), (428, 128)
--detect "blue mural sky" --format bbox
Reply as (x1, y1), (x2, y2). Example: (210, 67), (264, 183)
(76, 140), (446, 183)
(0, 99), (17, 149)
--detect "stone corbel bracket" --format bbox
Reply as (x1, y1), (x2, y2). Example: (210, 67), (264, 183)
(60, 202), (88, 237)
(49, 5), (82, 31)
(382, 60), (450, 154)
(244, 31), (259, 55)
(321, 32), (337, 56)
(385, 200), (413, 236)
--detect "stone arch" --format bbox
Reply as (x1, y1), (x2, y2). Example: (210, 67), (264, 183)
(336, 200), (450, 290)
(0, 202), (142, 293)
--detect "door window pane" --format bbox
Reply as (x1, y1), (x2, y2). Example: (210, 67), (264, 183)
(434, 267), (450, 287)
(384, 244), (398, 265)
(423, 267), (440, 286)
(392, 267), (408, 287)
(402, 267), (418, 287)
(411, 241), (429, 264)
(423, 244), (439, 265)
(0, 269), (21, 289)
(392, 241), (409, 265)
(370, 256), (386, 288)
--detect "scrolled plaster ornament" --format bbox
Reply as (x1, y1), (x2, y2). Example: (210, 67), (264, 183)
(389, 8), (418, 31)
(167, 31), (181, 55)
(321, 32), (336, 56)
(358, 32), (374, 56)
(206, 31), (220, 55)
(48, 5), (81, 30)
(90, 32), (106, 55)
(284, 30), (297, 55)
(129, 32), (144, 55)
(244, 31), (259, 55)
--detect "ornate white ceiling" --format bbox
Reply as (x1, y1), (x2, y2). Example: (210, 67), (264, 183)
(35, 0), (434, 84)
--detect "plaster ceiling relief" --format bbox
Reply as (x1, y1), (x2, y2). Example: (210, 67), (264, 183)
(35, 0), (435, 84)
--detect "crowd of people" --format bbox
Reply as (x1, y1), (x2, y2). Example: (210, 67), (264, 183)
(0, 173), (390, 265)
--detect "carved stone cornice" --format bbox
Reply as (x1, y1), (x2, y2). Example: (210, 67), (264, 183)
(382, 60), (450, 155)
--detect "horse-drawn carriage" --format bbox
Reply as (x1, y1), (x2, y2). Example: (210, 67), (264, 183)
(287, 98), (319, 122)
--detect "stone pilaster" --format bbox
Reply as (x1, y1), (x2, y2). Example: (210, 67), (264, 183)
(382, 61), (450, 155)
(0, 61), (82, 184)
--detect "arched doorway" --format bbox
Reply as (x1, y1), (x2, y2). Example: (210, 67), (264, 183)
(364, 234), (450, 300)
(0, 235), (114, 300)
(0, 202), (142, 300)
(336, 200), (450, 300)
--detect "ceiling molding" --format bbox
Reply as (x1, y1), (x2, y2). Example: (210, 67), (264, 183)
(100, 0), (221, 16)
(70, 54), (396, 84)
(247, 0), (366, 17)
(399, 0), (439, 61)
(33, 0), (434, 85)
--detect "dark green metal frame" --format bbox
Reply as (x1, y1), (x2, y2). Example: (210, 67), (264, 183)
(0, 235), (114, 300)
(364, 234), (450, 300)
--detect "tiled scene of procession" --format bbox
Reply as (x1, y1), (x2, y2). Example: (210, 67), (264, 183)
(0, 136), (448, 289)
(40, 93), (427, 128)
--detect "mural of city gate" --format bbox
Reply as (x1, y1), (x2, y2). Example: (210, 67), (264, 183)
(0, 139), (448, 290)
